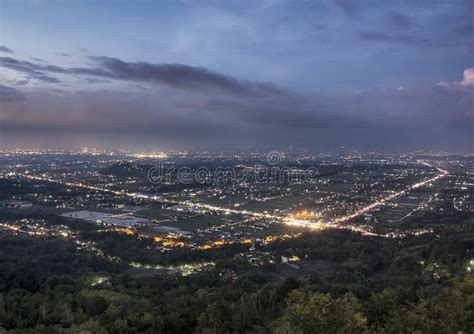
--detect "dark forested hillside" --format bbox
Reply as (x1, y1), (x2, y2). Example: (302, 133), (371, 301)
(1, 209), (473, 333)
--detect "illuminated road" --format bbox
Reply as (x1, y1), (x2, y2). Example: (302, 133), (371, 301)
(8, 172), (279, 220)
(6, 160), (448, 236)
(284, 161), (448, 233)
(329, 162), (448, 225)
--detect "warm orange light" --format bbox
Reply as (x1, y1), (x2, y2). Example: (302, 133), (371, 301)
(198, 239), (237, 250)
(289, 210), (319, 220)
(265, 235), (275, 242)
(162, 240), (186, 247)
(115, 227), (135, 235)
(154, 235), (187, 247)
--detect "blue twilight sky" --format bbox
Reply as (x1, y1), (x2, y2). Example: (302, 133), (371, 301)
(0, 0), (473, 151)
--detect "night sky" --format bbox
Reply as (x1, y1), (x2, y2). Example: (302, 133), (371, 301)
(0, 0), (472, 151)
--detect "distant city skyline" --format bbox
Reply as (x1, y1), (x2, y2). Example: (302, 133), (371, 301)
(0, 0), (473, 151)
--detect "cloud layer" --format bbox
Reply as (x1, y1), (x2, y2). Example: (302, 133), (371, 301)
(0, 52), (472, 151)
(1, 55), (292, 98)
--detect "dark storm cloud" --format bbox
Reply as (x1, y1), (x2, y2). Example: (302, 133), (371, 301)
(0, 45), (13, 53)
(72, 56), (291, 97)
(1, 55), (291, 97)
(0, 57), (62, 83)
(385, 11), (411, 29)
(0, 84), (25, 102)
